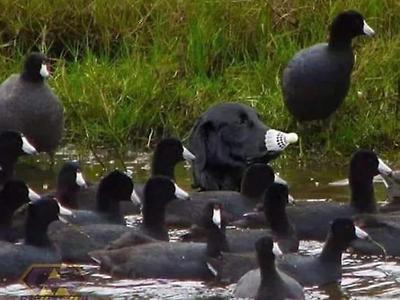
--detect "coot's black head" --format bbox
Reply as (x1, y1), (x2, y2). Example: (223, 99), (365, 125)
(329, 10), (374, 47)
(329, 218), (369, 247)
(27, 197), (60, 226)
(350, 149), (380, 180)
(349, 150), (393, 213)
(142, 176), (189, 228)
(155, 138), (195, 162)
(25, 197), (61, 246)
(97, 170), (134, 203)
(241, 164), (275, 199)
(143, 176), (189, 209)
(57, 161), (87, 190)
(151, 138), (195, 178)
(0, 131), (37, 158)
(21, 52), (50, 82)
(0, 180), (31, 211)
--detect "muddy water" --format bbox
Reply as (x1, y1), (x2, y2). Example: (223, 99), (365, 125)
(1, 148), (400, 299)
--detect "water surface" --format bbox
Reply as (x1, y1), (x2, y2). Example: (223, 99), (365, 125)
(1, 147), (399, 299)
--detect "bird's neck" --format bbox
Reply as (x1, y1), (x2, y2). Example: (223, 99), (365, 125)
(0, 161), (16, 180)
(96, 196), (121, 215)
(259, 256), (279, 284)
(25, 219), (51, 247)
(267, 207), (292, 235)
(151, 159), (175, 179)
(143, 204), (166, 230)
(241, 181), (266, 202)
(21, 71), (44, 83)
(328, 35), (353, 50)
(350, 177), (377, 213)
(56, 186), (79, 209)
(0, 203), (13, 226)
(206, 226), (229, 258)
(319, 234), (345, 263)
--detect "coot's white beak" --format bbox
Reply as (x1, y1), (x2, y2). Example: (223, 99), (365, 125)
(40, 63), (50, 78)
(59, 204), (73, 216)
(274, 174), (287, 185)
(53, 199), (74, 216)
(272, 242), (283, 256)
(130, 189), (141, 205)
(174, 183), (190, 200)
(378, 158), (392, 176)
(182, 146), (196, 161)
(288, 194), (295, 205)
(28, 188), (41, 201)
(212, 208), (222, 229)
(363, 20), (375, 36)
(76, 171), (87, 188)
(355, 226), (370, 240)
(59, 216), (69, 223)
(21, 135), (38, 155)
(206, 262), (218, 277)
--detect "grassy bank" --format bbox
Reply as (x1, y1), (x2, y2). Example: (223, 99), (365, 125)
(0, 0), (399, 156)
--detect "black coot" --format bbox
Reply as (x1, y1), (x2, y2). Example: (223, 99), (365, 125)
(0, 52), (64, 153)
(50, 161), (88, 209)
(0, 197), (62, 283)
(48, 176), (189, 263)
(283, 11), (374, 121)
(63, 170), (139, 225)
(234, 236), (304, 300)
(235, 149), (390, 241)
(90, 201), (229, 280)
(0, 180), (39, 241)
(167, 163), (275, 227)
(237, 219), (372, 288)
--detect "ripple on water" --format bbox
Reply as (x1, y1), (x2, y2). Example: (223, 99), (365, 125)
(3, 147), (400, 299)
(77, 279), (235, 299)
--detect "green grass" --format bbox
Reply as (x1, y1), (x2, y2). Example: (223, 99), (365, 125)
(0, 0), (399, 156)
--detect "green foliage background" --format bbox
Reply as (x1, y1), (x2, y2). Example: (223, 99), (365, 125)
(0, 0), (398, 155)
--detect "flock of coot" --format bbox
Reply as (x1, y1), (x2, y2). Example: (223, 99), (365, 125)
(0, 9), (397, 300)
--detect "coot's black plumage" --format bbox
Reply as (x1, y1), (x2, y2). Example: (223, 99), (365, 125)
(204, 183), (297, 283)
(0, 197), (62, 283)
(133, 137), (195, 201)
(113, 137), (195, 215)
(0, 180), (37, 241)
(237, 219), (371, 289)
(167, 163), (275, 227)
(282, 11), (374, 121)
(0, 52), (64, 153)
(348, 213), (400, 256)
(51, 161), (88, 209)
(63, 170), (138, 225)
(235, 150), (391, 241)
(48, 176), (189, 263)
(226, 182), (298, 254)
(234, 236), (304, 300)
(90, 201), (229, 280)
(276, 219), (371, 286)
(105, 176), (190, 249)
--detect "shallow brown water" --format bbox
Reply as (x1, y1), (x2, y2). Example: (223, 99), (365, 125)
(1, 147), (400, 299)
